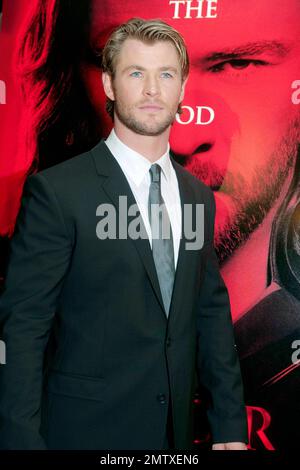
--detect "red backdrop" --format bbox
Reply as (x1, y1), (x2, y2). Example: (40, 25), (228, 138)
(1, 0), (300, 450)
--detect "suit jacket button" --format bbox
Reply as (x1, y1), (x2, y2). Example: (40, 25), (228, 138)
(166, 338), (171, 347)
(157, 394), (166, 404)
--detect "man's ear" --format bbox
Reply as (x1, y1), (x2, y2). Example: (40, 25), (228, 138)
(179, 76), (188, 103)
(102, 72), (115, 101)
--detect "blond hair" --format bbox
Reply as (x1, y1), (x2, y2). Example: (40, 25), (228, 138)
(101, 18), (189, 119)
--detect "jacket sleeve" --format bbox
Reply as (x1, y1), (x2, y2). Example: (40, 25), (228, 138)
(196, 189), (248, 444)
(0, 173), (72, 449)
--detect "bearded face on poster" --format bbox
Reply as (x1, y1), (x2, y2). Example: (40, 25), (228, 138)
(12, 0), (300, 450)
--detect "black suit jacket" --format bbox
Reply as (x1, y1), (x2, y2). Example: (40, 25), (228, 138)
(0, 140), (247, 449)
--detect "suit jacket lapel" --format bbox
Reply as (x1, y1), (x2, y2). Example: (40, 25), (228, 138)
(91, 140), (197, 321)
(169, 159), (197, 320)
(91, 140), (166, 316)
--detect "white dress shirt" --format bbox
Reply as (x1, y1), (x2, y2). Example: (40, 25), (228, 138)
(105, 129), (182, 268)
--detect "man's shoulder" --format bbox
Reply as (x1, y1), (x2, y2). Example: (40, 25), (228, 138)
(38, 150), (93, 183)
(27, 139), (107, 191)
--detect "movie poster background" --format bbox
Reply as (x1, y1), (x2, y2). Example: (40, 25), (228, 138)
(0, 0), (300, 450)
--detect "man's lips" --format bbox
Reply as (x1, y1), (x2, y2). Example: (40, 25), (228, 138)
(171, 150), (236, 219)
(138, 104), (163, 111)
(171, 149), (226, 190)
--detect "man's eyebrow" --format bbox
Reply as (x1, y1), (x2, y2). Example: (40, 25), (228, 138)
(122, 65), (146, 72)
(202, 41), (291, 63)
(159, 66), (179, 73)
(122, 65), (179, 73)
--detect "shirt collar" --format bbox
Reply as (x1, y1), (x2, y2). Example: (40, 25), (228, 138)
(105, 129), (172, 187)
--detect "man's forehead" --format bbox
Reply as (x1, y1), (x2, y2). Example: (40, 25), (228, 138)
(117, 38), (182, 67)
(90, 0), (300, 50)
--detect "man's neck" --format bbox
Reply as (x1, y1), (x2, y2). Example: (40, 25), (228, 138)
(113, 123), (170, 163)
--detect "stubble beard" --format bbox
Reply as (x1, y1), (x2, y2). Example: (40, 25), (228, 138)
(114, 100), (177, 137)
(184, 124), (299, 264)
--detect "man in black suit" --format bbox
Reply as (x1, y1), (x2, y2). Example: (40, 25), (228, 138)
(0, 18), (247, 450)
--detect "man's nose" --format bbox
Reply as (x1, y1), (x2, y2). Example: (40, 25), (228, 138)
(143, 75), (160, 97)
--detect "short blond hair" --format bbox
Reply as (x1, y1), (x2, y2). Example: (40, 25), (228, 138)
(101, 18), (189, 119)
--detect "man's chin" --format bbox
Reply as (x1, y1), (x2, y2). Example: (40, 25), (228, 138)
(125, 119), (172, 137)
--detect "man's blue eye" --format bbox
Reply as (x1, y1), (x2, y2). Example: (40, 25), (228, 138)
(161, 72), (173, 78)
(130, 71), (142, 77)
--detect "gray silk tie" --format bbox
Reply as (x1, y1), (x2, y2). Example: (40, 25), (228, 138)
(148, 164), (175, 316)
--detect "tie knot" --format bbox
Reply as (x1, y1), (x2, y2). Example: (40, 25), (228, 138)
(149, 164), (161, 183)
